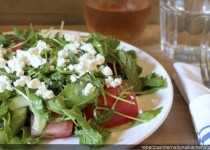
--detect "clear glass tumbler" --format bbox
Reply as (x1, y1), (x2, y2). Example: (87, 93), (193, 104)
(84, 0), (151, 42)
(160, 0), (210, 63)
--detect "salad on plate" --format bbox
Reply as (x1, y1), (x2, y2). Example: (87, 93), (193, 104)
(0, 26), (165, 146)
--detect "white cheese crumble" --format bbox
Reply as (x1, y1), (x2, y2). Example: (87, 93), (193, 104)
(99, 66), (113, 76)
(35, 82), (54, 100)
(15, 48), (46, 69)
(29, 55), (47, 68)
(36, 40), (50, 54)
(57, 58), (68, 67)
(105, 76), (122, 88)
(0, 75), (13, 92)
(68, 64), (75, 71)
(64, 42), (80, 54)
(28, 47), (47, 68)
(58, 49), (69, 59)
(80, 43), (96, 55)
(27, 78), (41, 89)
(96, 54), (105, 65)
(64, 33), (81, 42)
(14, 76), (31, 87)
(75, 53), (104, 75)
(6, 56), (26, 76)
(83, 83), (96, 96)
(70, 74), (78, 83)
(0, 58), (7, 68)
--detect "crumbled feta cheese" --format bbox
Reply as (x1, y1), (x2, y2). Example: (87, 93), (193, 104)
(16, 48), (46, 68)
(96, 54), (105, 65)
(16, 50), (28, 64)
(57, 58), (68, 67)
(0, 75), (13, 92)
(0, 46), (7, 58)
(83, 83), (96, 96)
(0, 58), (7, 68)
(100, 66), (113, 76)
(68, 64), (75, 71)
(75, 61), (88, 75)
(64, 33), (81, 42)
(75, 53), (101, 75)
(35, 82), (54, 99)
(29, 55), (47, 68)
(27, 78), (41, 89)
(58, 49), (69, 58)
(105, 76), (122, 88)
(7, 56), (25, 76)
(14, 76), (31, 87)
(80, 43), (96, 55)
(70, 74), (78, 82)
(79, 53), (94, 62)
(4, 66), (12, 74)
(28, 47), (39, 55)
(64, 42), (80, 54)
(36, 40), (50, 54)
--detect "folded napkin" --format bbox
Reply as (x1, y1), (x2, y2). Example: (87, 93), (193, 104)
(173, 62), (210, 145)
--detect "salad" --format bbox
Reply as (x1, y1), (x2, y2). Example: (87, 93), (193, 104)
(0, 27), (164, 146)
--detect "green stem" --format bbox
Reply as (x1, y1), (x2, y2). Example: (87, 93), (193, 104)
(100, 85), (107, 106)
(52, 38), (65, 47)
(105, 91), (135, 105)
(59, 21), (65, 38)
(112, 86), (133, 109)
(97, 107), (146, 123)
(13, 87), (29, 101)
(113, 62), (118, 76)
(56, 68), (75, 74)
(135, 87), (163, 95)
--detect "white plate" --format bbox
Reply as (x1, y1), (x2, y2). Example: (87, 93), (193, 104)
(41, 30), (173, 148)
(6, 29), (172, 149)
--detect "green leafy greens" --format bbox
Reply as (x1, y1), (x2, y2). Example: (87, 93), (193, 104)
(0, 27), (165, 146)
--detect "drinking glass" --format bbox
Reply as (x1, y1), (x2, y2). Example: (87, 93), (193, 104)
(84, 0), (151, 42)
(160, 0), (210, 63)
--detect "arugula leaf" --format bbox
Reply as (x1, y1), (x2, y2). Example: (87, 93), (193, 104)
(68, 50), (79, 64)
(14, 88), (49, 133)
(47, 100), (110, 145)
(0, 102), (8, 118)
(12, 26), (41, 50)
(28, 93), (49, 132)
(8, 96), (29, 111)
(85, 32), (120, 60)
(39, 63), (53, 74)
(10, 107), (27, 137)
(0, 34), (16, 47)
(131, 107), (163, 127)
(0, 114), (43, 144)
(47, 96), (67, 114)
(117, 50), (142, 91)
(0, 89), (15, 102)
(93, 108), (113, 123)
(136, 73), (165, 95)
(75, 127), (110, 145)
(63, 107), (110, 145)
(109, 107), (163, 130)
(60, 82), (100, 109)
(0, 130), (6, 144)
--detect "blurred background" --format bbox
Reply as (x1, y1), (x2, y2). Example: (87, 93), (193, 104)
(0, 0), (159, 25)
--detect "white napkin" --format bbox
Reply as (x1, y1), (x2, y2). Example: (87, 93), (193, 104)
(173, 62), (210, 145)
